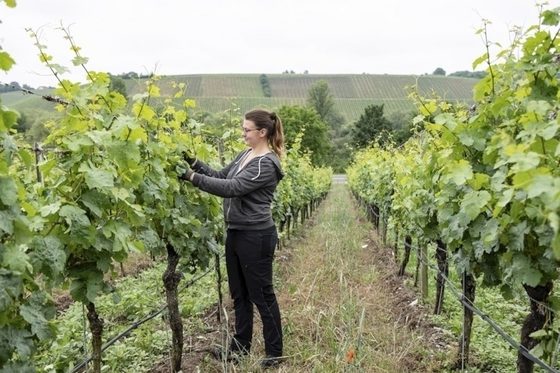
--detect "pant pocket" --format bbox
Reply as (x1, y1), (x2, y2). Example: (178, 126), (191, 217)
(260, 232), (277, 260)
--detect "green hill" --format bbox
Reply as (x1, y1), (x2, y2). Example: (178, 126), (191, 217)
(2, 74), (477, 123)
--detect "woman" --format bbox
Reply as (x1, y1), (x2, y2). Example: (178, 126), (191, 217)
(181, 109), (284, 367)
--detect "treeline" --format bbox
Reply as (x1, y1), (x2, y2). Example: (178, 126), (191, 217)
(0, 81), (44, 92)
(430, 67), (487, 78)
(448, 70), (487, 78)
(0, 71), (146, 93)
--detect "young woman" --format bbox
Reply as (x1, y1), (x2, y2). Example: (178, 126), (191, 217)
(181, 109), (284, 367)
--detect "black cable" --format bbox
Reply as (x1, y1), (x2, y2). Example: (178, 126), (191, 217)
(398, 232), (558, 372)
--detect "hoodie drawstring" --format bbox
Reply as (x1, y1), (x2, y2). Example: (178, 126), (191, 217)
(251, 157), (264, 180)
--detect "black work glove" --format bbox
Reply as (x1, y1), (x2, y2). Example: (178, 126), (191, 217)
(178, 163), (195, 182)
(182, 151), (197, 166)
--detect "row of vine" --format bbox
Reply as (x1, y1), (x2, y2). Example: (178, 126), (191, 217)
(0, 17), (332, 373)
(347, 6), (560, 373)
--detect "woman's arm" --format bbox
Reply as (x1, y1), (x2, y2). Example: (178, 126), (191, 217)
(191, 157), (277, 197)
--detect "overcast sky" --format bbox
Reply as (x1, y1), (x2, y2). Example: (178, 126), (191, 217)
(0, 0), (557, 88)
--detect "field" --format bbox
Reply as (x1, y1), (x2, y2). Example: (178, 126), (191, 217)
(1, 73), (477, 123)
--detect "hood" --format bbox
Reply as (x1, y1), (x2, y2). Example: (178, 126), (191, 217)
(264, 152), (284, 181)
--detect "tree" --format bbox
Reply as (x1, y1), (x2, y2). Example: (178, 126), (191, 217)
(327, 126), (352, 172)
(386, 110), (415, 145)
(259, 73), (271, 97)
(432, 67), (446, 76)
(307, 80), (335, 122)
(351, 104), (391, 148)
(109, 75), (127, 97)
(277, 105), (330, 166)
(15, 111), (27, 132)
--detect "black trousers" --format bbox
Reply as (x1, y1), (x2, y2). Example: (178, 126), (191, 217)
(225, 226), (283, 357)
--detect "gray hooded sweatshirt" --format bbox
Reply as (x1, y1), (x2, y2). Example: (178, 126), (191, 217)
(191, 149), (284, 230)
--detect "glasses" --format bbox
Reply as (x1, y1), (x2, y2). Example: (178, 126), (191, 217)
(242, 127), (261, 133)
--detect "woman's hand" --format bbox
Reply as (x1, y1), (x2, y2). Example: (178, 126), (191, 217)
(178, 163), (195, 182)
(182, 151), (197, 166)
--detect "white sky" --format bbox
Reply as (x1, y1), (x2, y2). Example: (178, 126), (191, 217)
(0, 0), (557, 88)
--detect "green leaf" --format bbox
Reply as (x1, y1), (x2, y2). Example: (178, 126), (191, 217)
(3, 0), (17, 7)
(71, 55), (89, 66)
(526, 100), (551, 117)
(0, 210), (14, 234)
(0, 109), (16, 132)
(59, 204), (90, 228)
(493, 188), (514, 216)
(80, 191), (104, 218)
(49, 63), (68, 75)
(0, 176), (18, 205)
(458, 131), (475, 146)
(69, 279), (86, 303)
(480, 218), (499, 247)
(461, 190), (491, 221)
(0, 51), (16, 71)
(17, 148), (34, 168)
(472, 53), (488, 70)
(86, 276), (103, 303)
(526, 174), (555, 199)
(111, 187), (130, 201)
(112, 292), (121, 304)
(511, 255), (542, 286)
(500, 284), (514, 300)
(512, 168), (553, 198)
(0, 326), (33, 359)
(127, 127), (147, 143)
(445, 160), (473, 186)
(79, 163), (114, 190)
(31, 235), (66, 277)
(510, 152), (541, 172)
(39, 159), (57, 177)
(3, 245), (32, 274)
(468, 173), (489, 190)
(40, 201), (61, 217)
(20, 304), (51, 340)
(529, 329), (549, 338)
(434, 113), (458, 129)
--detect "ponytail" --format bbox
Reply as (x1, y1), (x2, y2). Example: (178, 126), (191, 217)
(269, 112), (284, 157)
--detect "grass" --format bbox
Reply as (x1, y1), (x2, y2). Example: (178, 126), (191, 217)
(192, 183), (442, 372)
(210, 184), (441, 372)
(35, 259), (225, 373)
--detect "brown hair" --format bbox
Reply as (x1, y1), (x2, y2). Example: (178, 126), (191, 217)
(244, 108), (284, 157)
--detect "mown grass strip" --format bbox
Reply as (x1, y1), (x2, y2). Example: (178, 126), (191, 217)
(268, 184), (439, 372)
